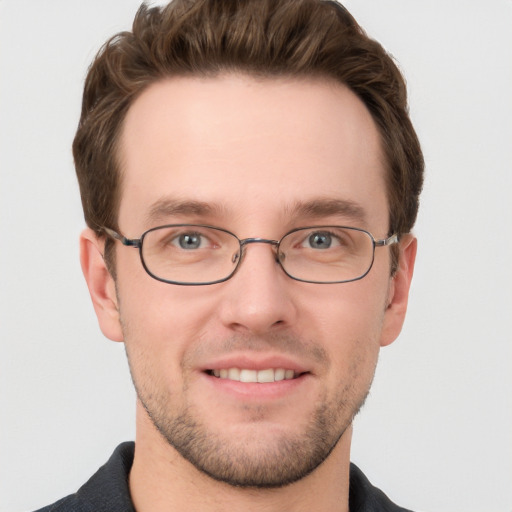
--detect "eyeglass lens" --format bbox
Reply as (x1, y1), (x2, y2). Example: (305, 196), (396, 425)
(139, 225), (376, 285)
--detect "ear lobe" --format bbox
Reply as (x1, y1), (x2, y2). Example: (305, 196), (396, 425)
(80, 228), (124, 342)
(380, 235), (417, 347)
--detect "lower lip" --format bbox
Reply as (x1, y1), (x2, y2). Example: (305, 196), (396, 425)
(200, 372), (311, 400)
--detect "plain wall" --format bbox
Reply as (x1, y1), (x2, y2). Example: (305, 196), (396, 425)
(1, 1), (511, 511)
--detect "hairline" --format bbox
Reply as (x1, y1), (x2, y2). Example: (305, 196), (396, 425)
(113, 70), (393, 229)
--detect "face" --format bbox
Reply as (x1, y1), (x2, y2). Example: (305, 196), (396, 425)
(83, 74), (415, 488)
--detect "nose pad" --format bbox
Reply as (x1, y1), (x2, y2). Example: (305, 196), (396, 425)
(230, 241), (285, 282)
(264, 243), (280, 264)
(272, 245), (281, 263)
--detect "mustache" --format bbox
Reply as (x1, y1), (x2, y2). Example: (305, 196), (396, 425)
(188, 332), (329, 368)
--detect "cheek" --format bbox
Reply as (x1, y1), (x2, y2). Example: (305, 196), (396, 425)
(116, 269), (221, 371)
(308, 276), (389, 336)
(306, 278), (388, 372)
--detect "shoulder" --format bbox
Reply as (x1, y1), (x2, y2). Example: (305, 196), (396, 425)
(349, 463), (415, 512)
(33, 495), (84, 512)
(31, 442), (135, 512)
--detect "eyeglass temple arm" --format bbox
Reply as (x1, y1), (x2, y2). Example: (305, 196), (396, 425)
(102, 227), (141, 248)
(374, 233), (399, 247)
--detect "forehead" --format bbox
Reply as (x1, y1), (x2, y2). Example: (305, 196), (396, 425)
(118, 74), (388, 234)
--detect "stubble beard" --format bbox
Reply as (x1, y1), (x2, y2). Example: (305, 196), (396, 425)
(139, 385), (365, 488)
(124, 336), (374, 489)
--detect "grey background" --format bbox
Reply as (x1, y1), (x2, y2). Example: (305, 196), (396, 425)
(1, 1), (511, 511)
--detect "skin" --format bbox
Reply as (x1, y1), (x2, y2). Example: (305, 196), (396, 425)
(80, 74), (416, 512)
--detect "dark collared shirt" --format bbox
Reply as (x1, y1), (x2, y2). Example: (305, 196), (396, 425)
(34, 442), (413, 512)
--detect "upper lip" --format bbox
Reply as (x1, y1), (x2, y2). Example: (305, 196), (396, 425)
(201, 354), (311, 374)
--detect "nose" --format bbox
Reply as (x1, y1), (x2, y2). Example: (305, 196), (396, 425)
(218, 241), (298, 335)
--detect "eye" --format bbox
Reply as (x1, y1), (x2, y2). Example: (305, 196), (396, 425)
(147, 226), (227, 255)
(175, 232), (207, 250)
(304, 231), (340, 250)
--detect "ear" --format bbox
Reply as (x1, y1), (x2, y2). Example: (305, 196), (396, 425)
(80, 228), (124, 342)
(379, 235), (417, 347)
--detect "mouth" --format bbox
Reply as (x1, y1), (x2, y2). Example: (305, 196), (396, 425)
(206, 368), (307, 383)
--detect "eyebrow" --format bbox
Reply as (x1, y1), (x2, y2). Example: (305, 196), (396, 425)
(287, 198), (368, 224)
(146, 198), (226, 225)
(145, 196), (367, 227)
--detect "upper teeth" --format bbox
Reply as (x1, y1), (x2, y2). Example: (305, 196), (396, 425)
(212, 368), (296, 383)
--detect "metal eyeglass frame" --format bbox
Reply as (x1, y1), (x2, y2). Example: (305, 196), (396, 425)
(102, 225), (399, 286)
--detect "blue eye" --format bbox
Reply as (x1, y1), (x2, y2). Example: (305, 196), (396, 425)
(307, 232), (334, 249)
(177, 233), (204, 249)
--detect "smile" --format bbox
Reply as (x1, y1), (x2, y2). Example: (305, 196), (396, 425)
(208, 368), (299, 383)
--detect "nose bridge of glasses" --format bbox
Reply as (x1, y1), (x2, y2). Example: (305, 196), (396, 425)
(237, 237), (281, 263)
(239, 237), (279, 248)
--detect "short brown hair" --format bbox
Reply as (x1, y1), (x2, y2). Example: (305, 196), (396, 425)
(73, 0), (423, 270)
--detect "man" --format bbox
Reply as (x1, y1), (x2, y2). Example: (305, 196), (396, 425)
(37, 0), (423, 510)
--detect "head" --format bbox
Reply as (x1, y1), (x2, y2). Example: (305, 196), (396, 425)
(74, 0), (423, 276)
(77, 0), (423, 490)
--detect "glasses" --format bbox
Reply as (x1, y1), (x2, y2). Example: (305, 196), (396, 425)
(103, 224), (398, 285)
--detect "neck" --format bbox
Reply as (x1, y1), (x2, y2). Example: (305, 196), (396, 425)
(129, 404), (352, 512)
